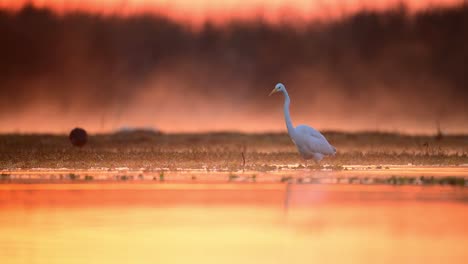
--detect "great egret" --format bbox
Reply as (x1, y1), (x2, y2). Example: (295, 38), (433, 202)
(269, 83), (336, 163)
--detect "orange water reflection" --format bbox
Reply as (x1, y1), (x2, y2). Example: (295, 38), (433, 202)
(0, 184), (467, 263)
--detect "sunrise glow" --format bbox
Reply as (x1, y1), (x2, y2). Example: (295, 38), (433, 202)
(0, 0), (464, 24)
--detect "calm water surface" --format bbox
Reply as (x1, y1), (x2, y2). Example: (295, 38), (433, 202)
(0, 183), (467, 264)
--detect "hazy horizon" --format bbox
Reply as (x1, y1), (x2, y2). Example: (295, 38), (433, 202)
(1, 2), (467, 135)
(0, 1), (463, 24)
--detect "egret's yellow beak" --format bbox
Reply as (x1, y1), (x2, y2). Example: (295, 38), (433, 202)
(269, 88), (277, 96)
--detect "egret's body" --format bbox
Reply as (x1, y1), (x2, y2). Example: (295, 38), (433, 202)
(270, 83), (336, 163)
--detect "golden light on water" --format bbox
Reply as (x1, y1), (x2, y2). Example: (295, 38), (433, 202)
(1, 184), (467, 263)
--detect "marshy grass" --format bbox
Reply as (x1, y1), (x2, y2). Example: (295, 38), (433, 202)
(3, 170), (464, 186)
(84, 175), (94, 181)
(68, 173), (79, 180)
(0, 132), (466, 171)
(287, 175), (467, 186)
(159, 172), (165, 181)
(0, 173), (10, 180)
(280, 176), (293, 183)
(251, 174), (257, 182)
(228, 173), (240, 181)
(119, 175), (130, 181)
(331, 176), (467, 186)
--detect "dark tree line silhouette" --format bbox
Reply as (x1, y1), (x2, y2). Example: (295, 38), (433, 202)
(0, 3), (467, 131)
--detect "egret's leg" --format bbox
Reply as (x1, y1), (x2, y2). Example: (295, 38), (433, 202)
(314, 159), (320, 166)
(312, 153), (323, 168)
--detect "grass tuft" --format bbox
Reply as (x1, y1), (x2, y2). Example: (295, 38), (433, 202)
(228, 174), (239, 181)
(280, 176), (293, 183)
(251, 174), (257, 182)
(159, 172), (165, 182)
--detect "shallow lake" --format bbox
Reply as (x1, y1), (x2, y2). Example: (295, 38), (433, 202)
(0, 182), (467, 264)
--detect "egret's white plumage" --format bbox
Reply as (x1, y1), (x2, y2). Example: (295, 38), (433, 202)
(270, 83), (336, 163)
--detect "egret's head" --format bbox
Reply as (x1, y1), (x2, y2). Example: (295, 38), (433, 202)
(269, 83), (285, 96)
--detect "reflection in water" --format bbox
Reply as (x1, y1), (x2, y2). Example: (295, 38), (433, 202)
(0, 184), (467, 264)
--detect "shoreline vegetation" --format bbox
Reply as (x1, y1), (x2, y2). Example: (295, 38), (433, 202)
(0, 132), (467, 172)
(1, 170), (467, 186)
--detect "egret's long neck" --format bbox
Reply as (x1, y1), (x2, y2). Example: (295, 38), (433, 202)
(282, 89), (295, 136)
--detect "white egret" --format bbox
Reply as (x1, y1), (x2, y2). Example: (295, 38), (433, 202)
(269, 83), (336, 164)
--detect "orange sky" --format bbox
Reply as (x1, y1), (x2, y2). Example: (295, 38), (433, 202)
(0, 0), (463, 24)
